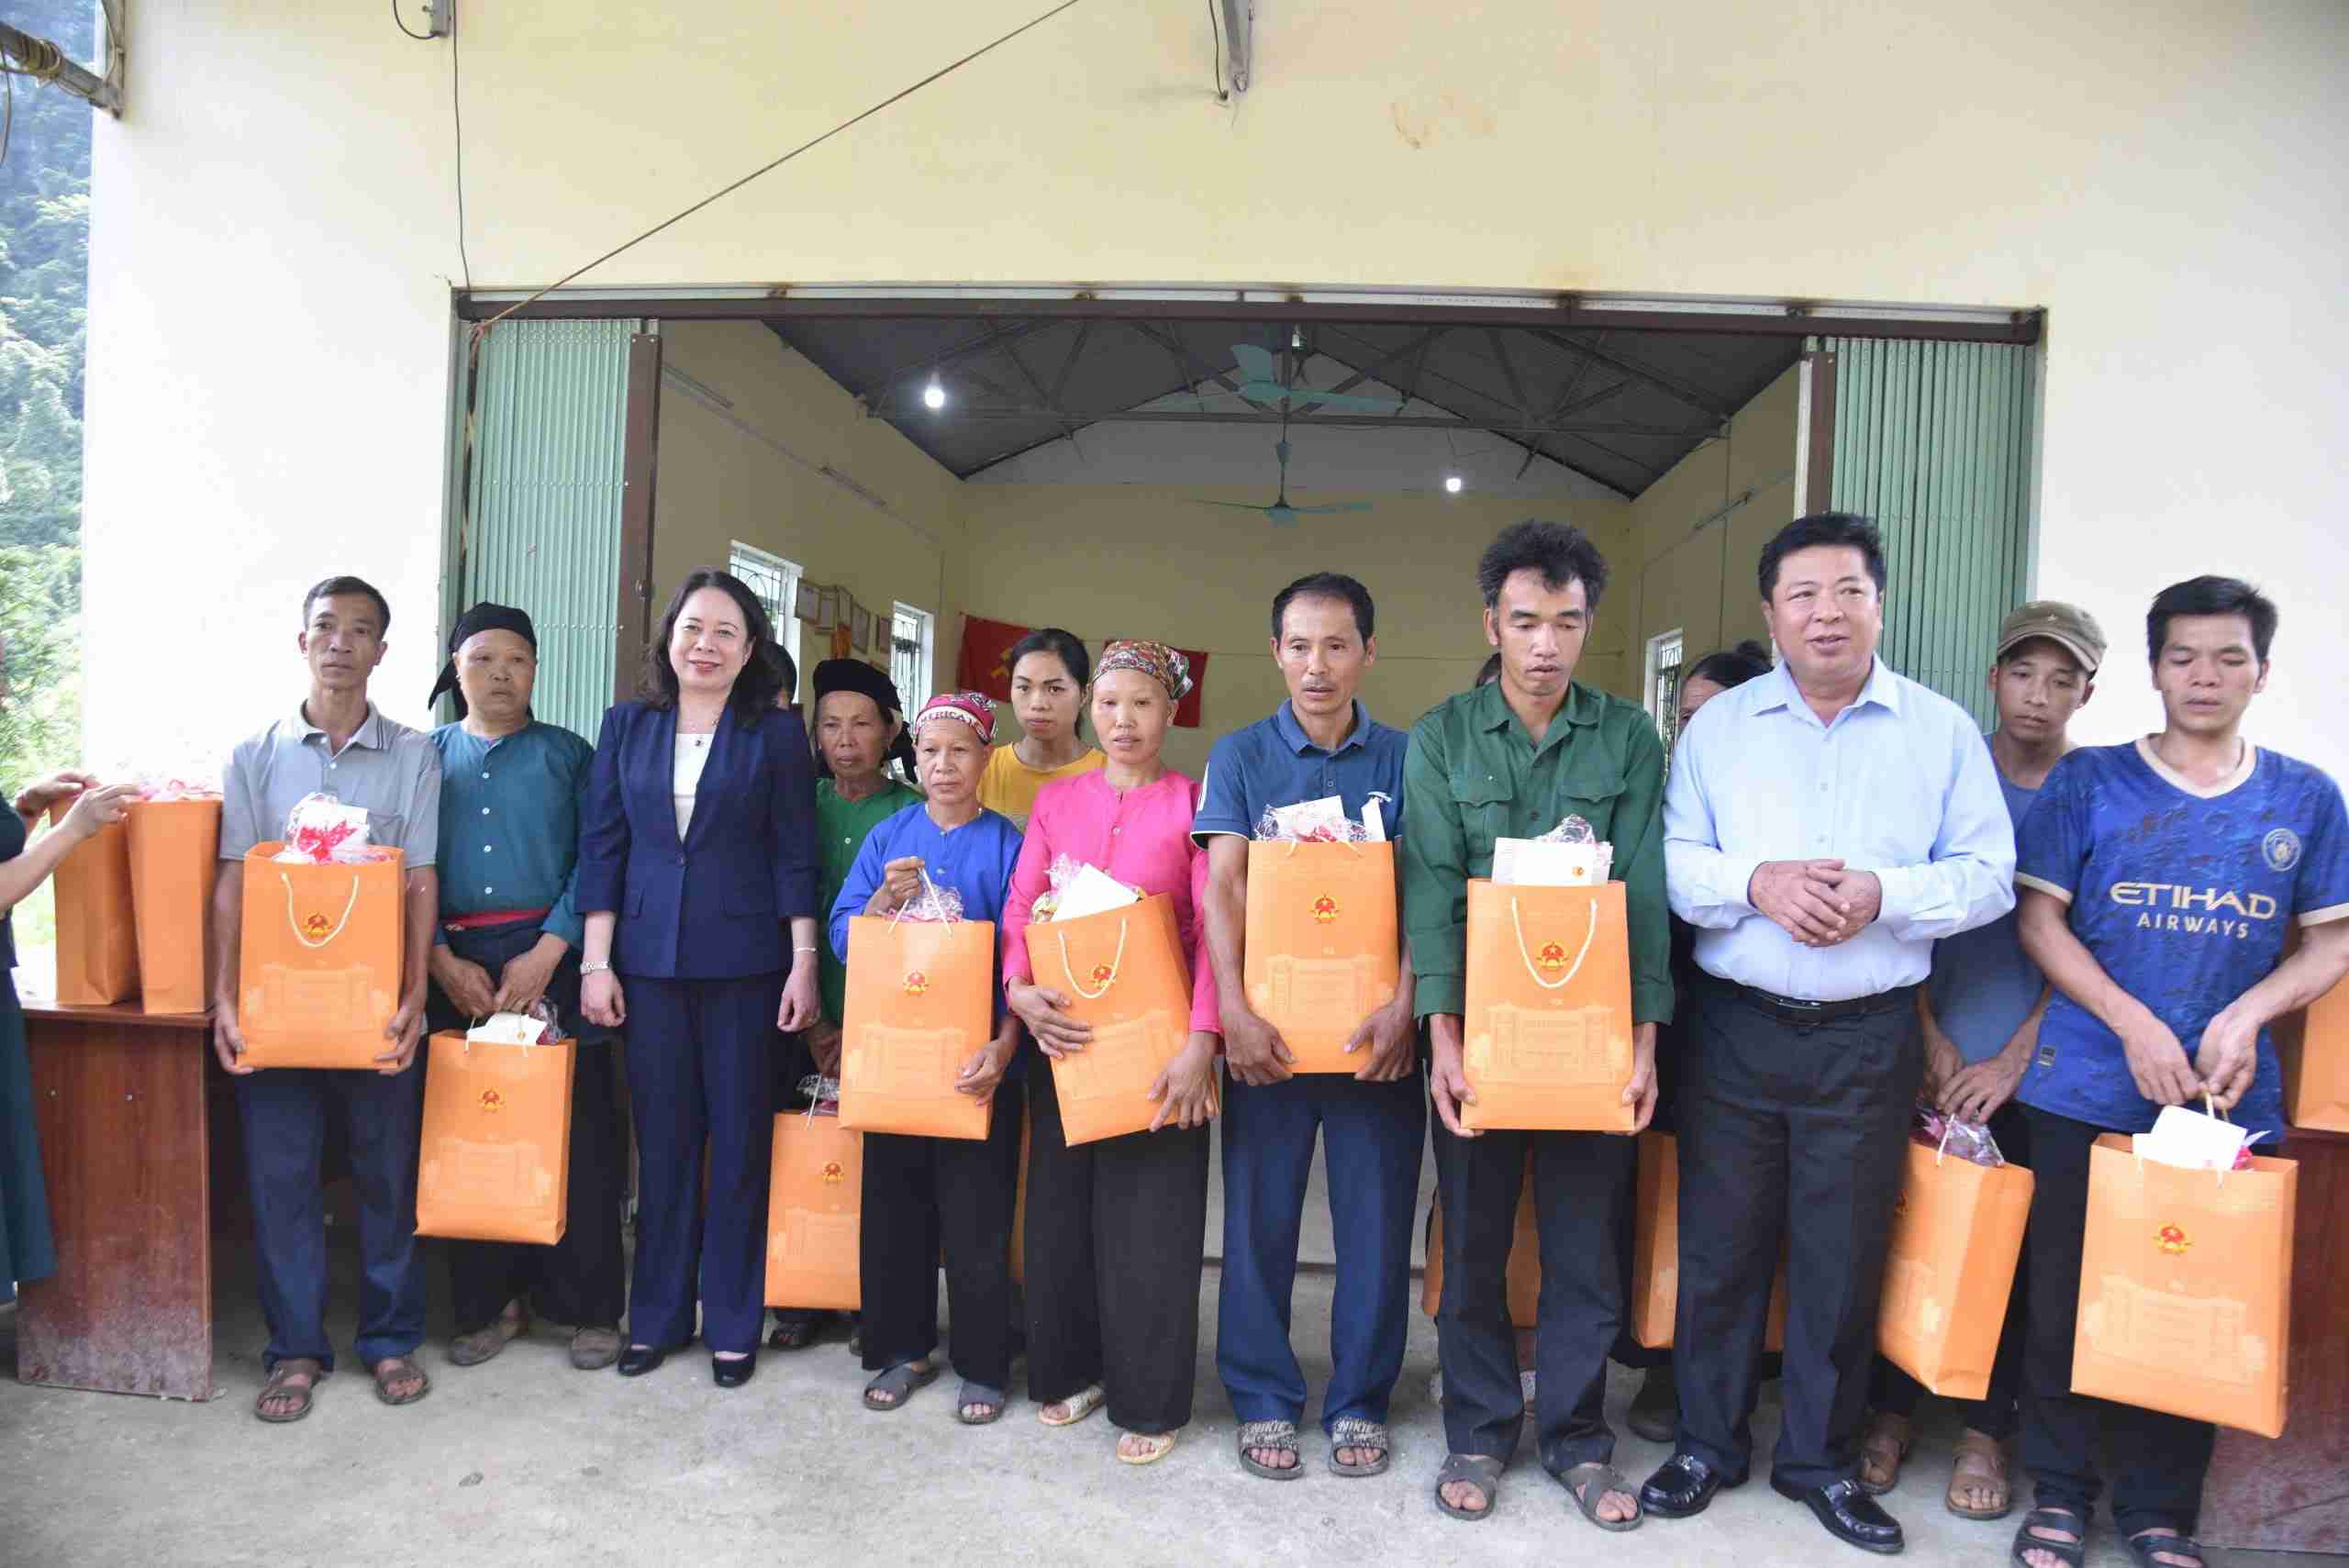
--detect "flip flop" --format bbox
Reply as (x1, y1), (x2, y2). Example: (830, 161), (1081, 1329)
(1329, 1417), (1391, 1478)
(1039, 1383), (1106, 1427)
(1561, 1462), (1643, 1531)
(371, 1354), (431, 1407)
(1947, 1430), (2013, 1520)
(863, 1360), (939, 1412)
(1117, 1430), (1178, 1466)
(254, 1358), (324, 1424)
(1237, 1419), (1304, 1481)
(956, 1380), (1008, 1426)
(1436, 1454), (1503, 1521)
(2123, 1530), (2206, 1568)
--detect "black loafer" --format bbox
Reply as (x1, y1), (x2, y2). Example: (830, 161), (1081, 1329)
(1772, 1474), (1904, 1554)
(1641, 1452), (1741, 1518)
(616, 1344), (668, 1378)
(712, 1353), (756, 1389)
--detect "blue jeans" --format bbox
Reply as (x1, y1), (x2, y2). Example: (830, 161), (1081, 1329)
(1217, 1071), (1424, 1432)
(234, 1064), (429, 1372)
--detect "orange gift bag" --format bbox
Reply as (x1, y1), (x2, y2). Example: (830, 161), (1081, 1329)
(237, 844), (406, 1069)
(838, 911), (996, 1140)
(765, 1110), (863, 1311)
(1631, 1131), (1787, 1351)
(1877, 1140), (2035, 1399)
(2071, 1135), (2296, 1438)
(126, 796), (221, 1014)
(415, 1024), (576, 1244)
(1026, 895), (1194, 1145)
(49, 810), (139, 1006)
(2277, 980), (2348, 1132)
(1462, 879), (1635, 1132)
(1420, 1152), (1542, 1324)
(1244, 840), (1399, 1073)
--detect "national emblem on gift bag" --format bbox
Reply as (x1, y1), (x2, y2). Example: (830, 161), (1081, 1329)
(478, 1088), (505, 1115)
(1537, 939), (1568, 971)
(1090, 962), (1116, 988)
(903, 970), (929, 997)
(1312, 894), (1339, 925)
(304, 912), (332, 940)
(2157, 1222), (2190, 1255)
(822, 1161), (845, 1185)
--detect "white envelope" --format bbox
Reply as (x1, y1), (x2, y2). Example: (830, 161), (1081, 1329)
(2131, 1104), (2254, 1171)
(1052, 863), (1141, 922)
(466, 1011), (550, 1046)
(1491, 837), (1610, 886)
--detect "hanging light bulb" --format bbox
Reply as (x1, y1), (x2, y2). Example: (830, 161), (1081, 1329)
(922, 376), (946, 410)
(1444, 474), (1464, 494)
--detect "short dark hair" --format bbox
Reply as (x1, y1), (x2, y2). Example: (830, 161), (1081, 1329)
(1687, 639), (1772, 691)
(1270, 572), (1375, 641)
(1476, 520), (1610, 613)
(302, 574), (391, 634)
(640, 568), (783, 718)
(1006, 626), (1091, 739)
(2146, 575), (2278, 664)
(763, 636), (799, 705)
(1475, 652), (1501, 687)
(1757, 512), (1887, 601)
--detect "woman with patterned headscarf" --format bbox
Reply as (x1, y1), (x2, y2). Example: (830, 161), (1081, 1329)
(1002, 639), (1221, 1466)
(831, 692), (1027, 1423)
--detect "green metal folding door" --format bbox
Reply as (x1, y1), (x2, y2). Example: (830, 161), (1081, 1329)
(456, 317), (653, 743)
(1821, 337), (2036, 729)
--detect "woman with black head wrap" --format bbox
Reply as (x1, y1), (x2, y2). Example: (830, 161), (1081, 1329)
(765, 658), (922, 1352)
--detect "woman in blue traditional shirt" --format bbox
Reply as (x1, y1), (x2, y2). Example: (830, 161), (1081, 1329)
(830, 691), (1025, 1424)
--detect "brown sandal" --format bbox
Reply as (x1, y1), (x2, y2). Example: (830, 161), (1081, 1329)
(255, 1357), (324, 1423)
(450, 1303), (530, 1367)
(371, 1354), (432, 1407)
(1948, 1429), (2014, 1519)
(1857, 1410), (1912, 1495)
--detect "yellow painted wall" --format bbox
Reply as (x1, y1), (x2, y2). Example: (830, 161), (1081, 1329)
(961, 486), (1635, 777)
(81, 2), (2349, 777)
(1629, 367), (1800, 673)
(651, 323), (964, 704)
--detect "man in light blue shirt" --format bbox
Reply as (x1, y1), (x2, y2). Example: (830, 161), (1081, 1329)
(1641, 515), (2015, 1556)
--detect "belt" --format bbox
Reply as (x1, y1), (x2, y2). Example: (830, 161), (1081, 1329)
(442, 906), (551, 933)
(1721, 977), (1913, 1026)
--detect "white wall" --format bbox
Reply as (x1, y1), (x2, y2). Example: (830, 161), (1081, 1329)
(84, 2), (2349, 777)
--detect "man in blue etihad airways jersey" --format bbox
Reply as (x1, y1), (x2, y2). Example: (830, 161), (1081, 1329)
(2009, 576), (2349, 1568)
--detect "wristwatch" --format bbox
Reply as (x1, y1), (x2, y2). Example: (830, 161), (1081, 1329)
(580, 960), (612, 974)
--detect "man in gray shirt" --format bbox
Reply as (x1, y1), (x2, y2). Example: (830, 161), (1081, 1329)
(211, 574), (442, 1422)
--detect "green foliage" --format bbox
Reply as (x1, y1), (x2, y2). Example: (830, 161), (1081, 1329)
(0, 0), (95, 795)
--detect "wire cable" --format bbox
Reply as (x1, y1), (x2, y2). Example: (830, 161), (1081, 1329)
(473, 0), (1090, 334)
(391, 0), (433, 42)
(451, 10), (471, 289)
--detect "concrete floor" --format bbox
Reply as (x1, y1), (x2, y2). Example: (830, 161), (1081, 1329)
(4, 1218), (2331, 1568)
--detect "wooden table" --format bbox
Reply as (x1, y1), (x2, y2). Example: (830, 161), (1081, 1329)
(2201, 1121), (2349, 1554)
(16, 1003), (217, 1400)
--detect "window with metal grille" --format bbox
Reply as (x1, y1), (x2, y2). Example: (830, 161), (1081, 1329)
(729, 541), (803, 699)
(1646, 629), (1686, 757)
(891, 604), (934, 717)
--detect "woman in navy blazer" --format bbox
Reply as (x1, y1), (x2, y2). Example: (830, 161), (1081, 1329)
(578, 569), (819, 1387)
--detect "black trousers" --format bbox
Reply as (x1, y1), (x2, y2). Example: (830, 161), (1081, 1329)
(1675, 978), (1921, 1491)
(426, 920), (628, 1336)
(2017, 1103), (2233, 1538)
(1433, 1118), (1635, 1471)
(1872, 1099), (2032, 1439)
(1022, 1051), (1208, 1435)
(859, 1085), (1025, 1389)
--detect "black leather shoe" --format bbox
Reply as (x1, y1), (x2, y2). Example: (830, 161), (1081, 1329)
(616, 1344), (668, 1378)
(1771, 1474), (1905, 1554)
(1641, 1453), (1742, 1518)
(712, 1353), (756, 1389)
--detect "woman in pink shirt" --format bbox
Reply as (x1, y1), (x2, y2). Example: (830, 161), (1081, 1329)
(1005, 639), (1220, 1465)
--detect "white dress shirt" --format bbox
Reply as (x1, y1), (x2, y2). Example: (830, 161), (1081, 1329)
(1664, 658), (2016, 1001)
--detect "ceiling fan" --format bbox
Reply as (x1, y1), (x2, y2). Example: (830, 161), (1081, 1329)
(1195, 418), (1373, 528)
(1229, 342), (1403, 414)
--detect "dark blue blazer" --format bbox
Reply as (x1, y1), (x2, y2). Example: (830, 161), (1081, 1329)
(577, 700), (818, 980)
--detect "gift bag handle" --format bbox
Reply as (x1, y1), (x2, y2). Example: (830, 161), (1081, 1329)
(280, 871), (362, 950)
(1509, 895), (1598, 991)
(888, 864), (958, 929)
(1058, 917), (1130, 1000)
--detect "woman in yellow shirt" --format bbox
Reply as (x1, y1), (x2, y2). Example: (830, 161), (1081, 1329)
(976, 628), (1105, 827)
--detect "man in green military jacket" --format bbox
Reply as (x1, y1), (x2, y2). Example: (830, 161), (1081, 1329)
(1401, 520), (1671, 1529)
